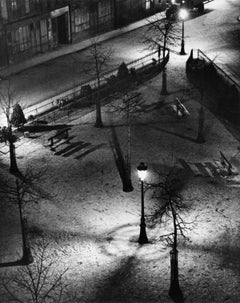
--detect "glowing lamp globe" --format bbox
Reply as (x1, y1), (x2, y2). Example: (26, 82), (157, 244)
(179, 8), (188, 20)
(137, 162), (148, 181)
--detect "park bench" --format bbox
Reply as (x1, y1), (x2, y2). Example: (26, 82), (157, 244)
(170, 98), (190, 118)
(215, 151), (238, 177)
(48, 127), (71, 150)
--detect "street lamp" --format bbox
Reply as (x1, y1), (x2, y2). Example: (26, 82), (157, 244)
(179, 8), (188, 55)
(137, 162), (148, 244)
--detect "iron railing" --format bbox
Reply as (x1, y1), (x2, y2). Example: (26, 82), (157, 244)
(197, 49), (240, 90)
(23, 49), (164, 119)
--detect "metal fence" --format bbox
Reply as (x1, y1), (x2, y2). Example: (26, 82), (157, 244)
(23, 49), (162, 120)
(194, 48), (240, 124)
(197, 49), (240, 91)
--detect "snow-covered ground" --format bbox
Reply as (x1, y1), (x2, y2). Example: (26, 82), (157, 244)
(1, 54), (240, 302)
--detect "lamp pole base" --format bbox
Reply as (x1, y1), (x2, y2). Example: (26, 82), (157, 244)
(180, 40), (186, 55)
(138, 219), (148, 244)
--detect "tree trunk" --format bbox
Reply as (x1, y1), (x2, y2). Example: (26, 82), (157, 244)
(95, 98), (103, 128)
(196, 104), (205, 143)
(161, 67), (168, 95)
(169, 201), (184, 302)
(9, 139), (19, 174)
(158, 45), (161, 67)
(161, 41), (167, 95)
(196, 78), (205, 143)
(127, 99), (131, 180)
(94, 76), (103, 128)
(124, 105), (133, 192)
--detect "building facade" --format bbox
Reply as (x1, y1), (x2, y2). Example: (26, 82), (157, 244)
(0, 0), (162, 68)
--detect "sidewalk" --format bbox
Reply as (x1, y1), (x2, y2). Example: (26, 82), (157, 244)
(0, 14), (161, 78)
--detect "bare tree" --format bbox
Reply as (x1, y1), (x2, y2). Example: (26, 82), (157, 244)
(1, 240), (68, 303)
(148, 167), (193, 302)
(186, 50), (210, 143)
(0, 167), (50, 264)
(196, 86), (205, 143)
(144, 13), (180, 95)
(0, 80), (22, 174)
(108, 91), (143, 192)
(88, 38), (114, 128)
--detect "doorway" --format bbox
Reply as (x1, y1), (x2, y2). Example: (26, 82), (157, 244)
(57, 13), (68, 44)
(52, 12), (69, 45)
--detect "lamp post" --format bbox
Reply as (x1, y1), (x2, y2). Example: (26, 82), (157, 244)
(179, 8), (188, 55)
(137, 162), (148, 244)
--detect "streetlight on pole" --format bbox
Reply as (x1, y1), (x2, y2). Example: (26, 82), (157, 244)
(137, 162), (148, 244)
(179, 8), (188, 55)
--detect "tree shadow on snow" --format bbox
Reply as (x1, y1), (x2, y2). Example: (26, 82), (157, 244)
(215, 224), (240, 276)
(109, 126), (133, 192)
(75, 143), (106, 160)
(181, 230), (240, 277)
(92, 255), (139, 302)
(150, 125), (197, 143)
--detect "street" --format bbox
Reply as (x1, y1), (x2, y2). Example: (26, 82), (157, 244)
(0, 0), (239, 111)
